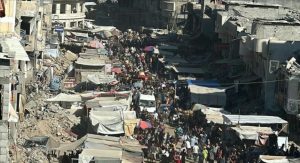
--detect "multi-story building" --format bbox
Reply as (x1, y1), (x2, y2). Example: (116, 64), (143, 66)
(204, 1), (300, 131)
(16, 0), (53, 78)
(52, 0), (86, 29)
(0, 0), (31, 162)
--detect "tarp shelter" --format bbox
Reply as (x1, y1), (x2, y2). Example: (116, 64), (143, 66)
(193, 104), (228, 124)
(89, 110), (124, 135)
(90, 26), (116, 33)
(91, 99), (130, 111)
(87, 74), (117, 85)
(231, 126), (273, 140)
(187, 80), (228, 107)
(89, 110), (137, 135)
(259, 155), (300, 163)
(71, 32), (88, 38)
(172, 66), (206, 74)
(75, 57), (106, 66)
(46, 93), (82, 102)
(223, 115), (288, 125)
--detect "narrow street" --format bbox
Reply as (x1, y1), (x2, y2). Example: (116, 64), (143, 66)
(1, 0), (300, 163)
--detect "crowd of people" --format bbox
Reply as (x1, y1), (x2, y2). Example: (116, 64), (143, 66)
(102, 29), (300, 163)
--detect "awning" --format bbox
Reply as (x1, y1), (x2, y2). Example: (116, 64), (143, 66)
(223, 115), (288, 125)
(87, 74), (117, 85)
(231, 126), (273, 140)
(79, 149), (122, 163)
(0, 38), (30, 61)
(89, 110), (124, 135)
(71, 32), (88, 38)
(46, 93), (82, 102)
(193, 104), (228, 124)
(91, 26), (116, 33)
(172, 66), (206, 74)
(75, 57), (106, 66)
(188, 84), (228, 106)
(84, 2), (97, 6)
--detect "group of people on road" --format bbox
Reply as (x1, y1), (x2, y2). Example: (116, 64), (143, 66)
(103, 28), (300, 163)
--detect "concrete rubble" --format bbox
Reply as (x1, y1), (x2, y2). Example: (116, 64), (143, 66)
(11, 90), (81, 163)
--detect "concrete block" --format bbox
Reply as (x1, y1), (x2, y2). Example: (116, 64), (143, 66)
(0, 140), (8, 148)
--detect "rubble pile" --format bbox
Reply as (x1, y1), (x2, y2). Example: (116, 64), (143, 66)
(43, 50), (78, 76)
(14, 90), (81, 163)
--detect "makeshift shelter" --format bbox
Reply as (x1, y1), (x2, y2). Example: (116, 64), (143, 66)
(89, 110), (124, 135)
(91, 26), (117, 33)
(75, 57), (107, 66)
(87, 74), (117, 85)
(223, 115), (288, 125)
(187, 80), (229, 107)
(91, 99), (130, 111)
(231, 126), (273, 140)
(46, 93), (82, 102)
(223, 115), (289, 133)
(192, 104), (228, 124)
(53, 134), (143, 162)
(89, 110), (137, 135)
(172, 66), (206, 75)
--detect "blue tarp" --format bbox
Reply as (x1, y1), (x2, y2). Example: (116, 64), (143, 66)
(49, 76), (61, 91)
(187, 80), (220, 88)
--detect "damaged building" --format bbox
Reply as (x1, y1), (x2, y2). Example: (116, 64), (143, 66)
(0, 1), (31, 159)
(206, 1), (300, 126)
(16, 0), (53, 80)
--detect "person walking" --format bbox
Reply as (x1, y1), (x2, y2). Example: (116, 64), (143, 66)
(193, 143), (200, 162)
(202, 146), (208, 163)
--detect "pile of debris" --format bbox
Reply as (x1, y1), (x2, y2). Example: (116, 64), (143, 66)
(43, 50), (78, 76)
(14, 90), (82, 163)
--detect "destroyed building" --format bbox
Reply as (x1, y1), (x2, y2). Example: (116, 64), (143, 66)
(15, 0), (53, 77)
(0, 2), (31, 161)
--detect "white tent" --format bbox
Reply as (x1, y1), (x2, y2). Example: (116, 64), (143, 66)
(231, 126), (273, 140)
(87, 74), (117, 84)
(89, 110), (137, 135)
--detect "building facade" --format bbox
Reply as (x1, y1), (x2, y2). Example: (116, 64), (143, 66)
(0, 0), (31, 162)
(52, 0), (85, 29)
